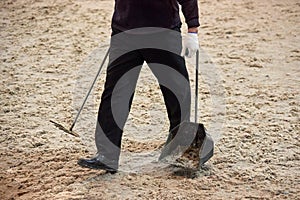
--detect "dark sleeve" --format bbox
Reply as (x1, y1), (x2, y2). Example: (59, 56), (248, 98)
(177, 0), (200, 28)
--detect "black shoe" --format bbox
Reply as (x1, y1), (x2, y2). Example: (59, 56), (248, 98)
(77, 155), (118, 174)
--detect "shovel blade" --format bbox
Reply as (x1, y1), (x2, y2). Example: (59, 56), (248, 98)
(159, 121), (213, 168)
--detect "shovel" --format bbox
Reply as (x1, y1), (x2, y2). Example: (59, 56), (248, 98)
(159, 50), (214, 168)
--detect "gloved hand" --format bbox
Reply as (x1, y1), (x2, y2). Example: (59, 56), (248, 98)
(181, 33), (199, 58)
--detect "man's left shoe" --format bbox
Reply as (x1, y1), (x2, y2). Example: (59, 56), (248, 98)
(77, 155), (118, 174)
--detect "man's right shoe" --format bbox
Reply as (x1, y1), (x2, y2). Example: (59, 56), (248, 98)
(77, 154), (118, 174)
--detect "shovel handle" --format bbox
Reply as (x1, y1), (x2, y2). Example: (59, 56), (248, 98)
(195, 50), (199, 123)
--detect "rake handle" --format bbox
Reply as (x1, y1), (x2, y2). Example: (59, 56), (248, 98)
(70, 48), (110, 131)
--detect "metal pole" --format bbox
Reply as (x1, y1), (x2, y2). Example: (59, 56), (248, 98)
(70, 48), (110, 131)
(195, 50), (199, 123)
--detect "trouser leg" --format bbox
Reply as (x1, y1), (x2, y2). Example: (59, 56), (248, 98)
(95, 50), (143, 161)
(141, 49), (191, 131)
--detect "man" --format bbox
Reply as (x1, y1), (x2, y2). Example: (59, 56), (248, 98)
(78, 0), (200, 173)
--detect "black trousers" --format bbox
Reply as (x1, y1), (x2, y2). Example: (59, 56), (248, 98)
(95, 28), (191, 162)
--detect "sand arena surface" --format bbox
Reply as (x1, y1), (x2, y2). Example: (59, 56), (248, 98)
(0, 0), (299, 199)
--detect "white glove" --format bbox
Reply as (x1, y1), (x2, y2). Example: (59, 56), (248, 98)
(182, 33), (199, 58)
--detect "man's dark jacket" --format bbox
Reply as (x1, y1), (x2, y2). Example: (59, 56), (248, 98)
(112, 0), (200, 30)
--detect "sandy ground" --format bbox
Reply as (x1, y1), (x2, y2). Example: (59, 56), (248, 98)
(1, 0), (299, 199)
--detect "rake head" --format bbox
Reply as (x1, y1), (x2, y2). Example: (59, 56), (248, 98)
(50, 120), (79, 137)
